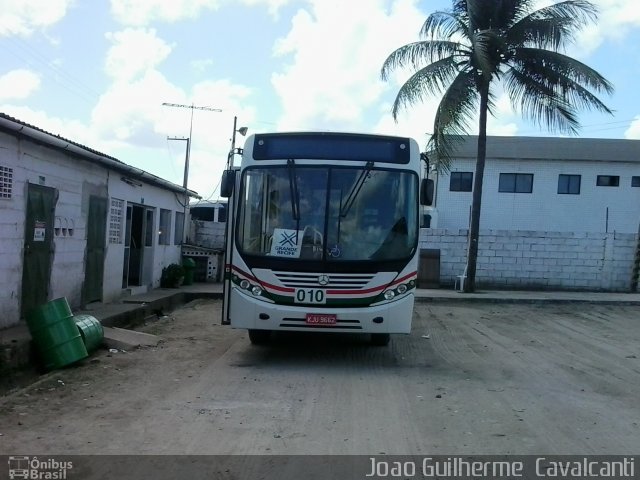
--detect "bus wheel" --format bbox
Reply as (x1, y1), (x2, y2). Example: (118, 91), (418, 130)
(248, 329), (271, 345)
(370, 333), (390, 346)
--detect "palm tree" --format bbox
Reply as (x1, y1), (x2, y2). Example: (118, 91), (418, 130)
(381, 0), (613, 292)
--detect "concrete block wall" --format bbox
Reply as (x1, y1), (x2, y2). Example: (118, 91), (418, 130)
(191, 220), (225, 250)
(420, 228), (639, 291)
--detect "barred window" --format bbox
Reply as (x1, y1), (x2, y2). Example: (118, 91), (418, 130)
(109, 198), (125, 244)
(0, 165), (13, 199)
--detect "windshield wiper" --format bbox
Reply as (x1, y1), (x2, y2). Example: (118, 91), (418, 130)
(287, 158), (300, 222)
(340, 161), (373, 218)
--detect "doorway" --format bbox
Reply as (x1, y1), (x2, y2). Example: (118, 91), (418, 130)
(122, 204), (155, 288)
(21, 184), (57, 317)
(83, 195), (107, 303)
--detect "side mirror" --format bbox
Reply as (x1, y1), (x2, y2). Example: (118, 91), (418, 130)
(420, 178), (434, 206)
(220, 170), (236, 198)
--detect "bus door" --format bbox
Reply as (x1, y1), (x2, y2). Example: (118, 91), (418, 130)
(221, 168), (240, 325)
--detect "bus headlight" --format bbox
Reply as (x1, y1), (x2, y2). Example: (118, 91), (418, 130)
(240, 279), (250, 289)
(397, 284), (408, 294)
(251, 286), (263, 296)
(384, 290), (395, 300)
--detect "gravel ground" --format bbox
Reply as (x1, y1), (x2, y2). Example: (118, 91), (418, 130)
(1, 299), (639, 455)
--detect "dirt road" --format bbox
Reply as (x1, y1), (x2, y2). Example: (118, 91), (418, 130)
(1, 299), (639, 455)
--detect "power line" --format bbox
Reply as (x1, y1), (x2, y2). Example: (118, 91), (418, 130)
(162, 102), (222, 241)
(5, 36), (101, 106)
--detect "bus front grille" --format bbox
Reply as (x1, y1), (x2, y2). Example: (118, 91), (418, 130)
(280, 318), (363, 330)
(273, 272), (375, 289)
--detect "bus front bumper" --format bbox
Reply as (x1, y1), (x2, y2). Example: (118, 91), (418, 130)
(228, 287), (414, 334)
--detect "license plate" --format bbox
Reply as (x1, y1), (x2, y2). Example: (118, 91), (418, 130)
(305, 313), (337, 326)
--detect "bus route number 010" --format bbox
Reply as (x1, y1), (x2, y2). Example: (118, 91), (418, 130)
(294, 288), (326, 304)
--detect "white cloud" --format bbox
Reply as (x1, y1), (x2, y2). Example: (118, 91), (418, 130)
(177, 80), (257, 198)
(110, 0), (222, 26)
(240, 0), (293, 18)
(91, 70), (181, 144)
(110, 0), (293, 26)
(0, 69), (41, 101)
(0, 105), (98, 147)
(572, 0), (640, 56)
(190, 58), (215, 72)
(624, 116), (640, 139)
(105, 28), (173, 81)
(0, 0), (72, 37)
(88, 67), (256, 197)
(271, 0), (427, 132)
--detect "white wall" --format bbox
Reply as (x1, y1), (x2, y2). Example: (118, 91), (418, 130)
(435, 158), (640, 234)
(0, 132), (109, 328)
(0, 134), (24, 328)
(0, 128), (192, 328)
(104, 175), (185, 301)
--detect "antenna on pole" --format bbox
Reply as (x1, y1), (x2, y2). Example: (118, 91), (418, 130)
(163, 102), (222, 243)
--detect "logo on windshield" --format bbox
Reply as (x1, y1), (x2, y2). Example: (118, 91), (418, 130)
(318, 275), (330, 286)
(279, 231), (298, 247)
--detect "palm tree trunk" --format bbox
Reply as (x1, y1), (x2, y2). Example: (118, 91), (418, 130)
(464, 83), (490, 293)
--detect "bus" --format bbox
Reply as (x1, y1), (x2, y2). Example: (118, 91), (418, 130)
(220, 131), (432, 346)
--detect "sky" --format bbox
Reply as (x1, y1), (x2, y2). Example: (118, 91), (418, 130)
(1, 0), (640, 201)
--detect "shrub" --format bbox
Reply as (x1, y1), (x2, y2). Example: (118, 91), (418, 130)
(161, 263), (185, 288)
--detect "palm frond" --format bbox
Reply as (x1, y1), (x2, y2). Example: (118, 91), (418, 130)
(381, 40), (465, 81)
(420, 11), (469, 40)
(511, 48), (614, 98)
(428, 71), (478, 172)
(389, 56), (463, 119)
(509, 0), (598, 49)
(504, 67), (580, 134)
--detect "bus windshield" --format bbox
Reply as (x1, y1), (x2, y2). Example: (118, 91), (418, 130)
(237, 165), (418, 262)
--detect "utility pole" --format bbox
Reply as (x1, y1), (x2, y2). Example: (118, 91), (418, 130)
(162, 102), (221, 243)
(167, 136), (190, 243)
(228, 116), (248, 169)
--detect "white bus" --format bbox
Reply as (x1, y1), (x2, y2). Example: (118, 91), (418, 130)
(220, 132), (432, 345)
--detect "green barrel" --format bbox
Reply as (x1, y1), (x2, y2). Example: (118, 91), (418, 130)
(182, 257), (196, 286)
(73, 314), (104, 353)
(25, 297), (88, 370)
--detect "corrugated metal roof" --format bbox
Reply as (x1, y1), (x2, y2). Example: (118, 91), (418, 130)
(0, 112), (201, 198)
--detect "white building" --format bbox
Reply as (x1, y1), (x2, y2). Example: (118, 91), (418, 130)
(427, 135), (640, 233)
(0, 113), (199, 329)
(420, 136), (640, 291)
(188, 200), (227, 250)
(181, 200), (227, 283)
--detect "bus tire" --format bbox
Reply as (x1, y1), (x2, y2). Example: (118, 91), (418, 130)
(248, 329), (271, 345)
(370, 333), (390, 346)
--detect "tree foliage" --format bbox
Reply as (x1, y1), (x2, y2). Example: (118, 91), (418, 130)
(381, 0), (613, 171)
(381, 0), (612, 292)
